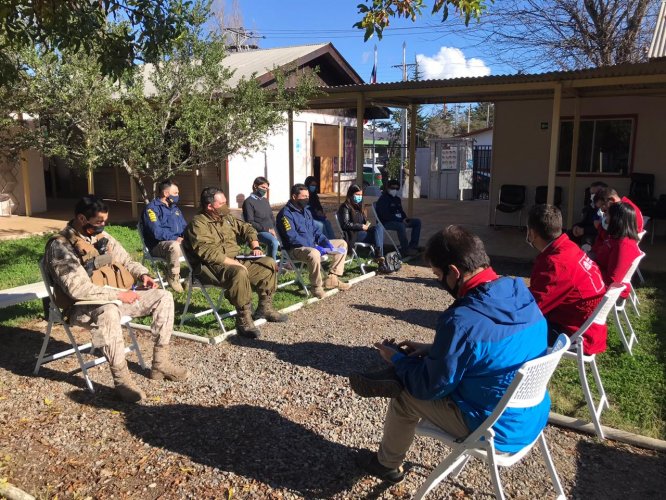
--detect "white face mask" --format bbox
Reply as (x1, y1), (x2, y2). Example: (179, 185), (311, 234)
(388, 189), (399, 197)
(601, 214), (609, 231)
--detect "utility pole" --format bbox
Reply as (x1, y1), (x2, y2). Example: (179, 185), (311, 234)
(467, 103), (471, 133)
(391, 42), (416, 189)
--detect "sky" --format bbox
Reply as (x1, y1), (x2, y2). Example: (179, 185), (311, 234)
(224, 0), (517, 84)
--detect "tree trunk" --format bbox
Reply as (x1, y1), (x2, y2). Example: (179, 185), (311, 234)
(121, 159), (150, 204)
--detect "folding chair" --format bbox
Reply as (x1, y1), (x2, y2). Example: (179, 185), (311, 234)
(275, 234), (311, 297)
(34, 258), (146, 393)
(136, 220), (186, 290)
(414, 334), (571, 500)
(370, 202), (401, 259)
(333, 212), (373, 274)
(635, 228), (647, 285)
(612, 252), (645, 355)
(562, 283), (625, 439)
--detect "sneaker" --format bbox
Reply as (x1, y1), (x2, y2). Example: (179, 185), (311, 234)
(355, 450), (405, 484)
(349, 367), (403, 398)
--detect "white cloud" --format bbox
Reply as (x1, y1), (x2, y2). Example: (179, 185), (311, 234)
(416, 47), (491, 80)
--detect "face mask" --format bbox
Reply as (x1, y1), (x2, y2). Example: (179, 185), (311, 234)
(525, 229), (534, 249)
(296, 199), (309, 209)
(353, 194), (363, 204)
(168, 195), (179, 205)
(83, 222), (104, 236)
(308, 185), (317, 193)
(216, 205), (230, 217)
(388, 189), (399, 197)
(256, 188), (267, 198)
(438, 270), (460, 298)
(601, 214), (609, 231)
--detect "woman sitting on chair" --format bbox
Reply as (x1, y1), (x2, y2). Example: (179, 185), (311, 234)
(304, 176), (335, 239)
(337, 184), (386, 269)
(593, 202), (641, 299)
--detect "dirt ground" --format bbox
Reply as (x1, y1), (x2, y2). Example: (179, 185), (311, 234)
(1, 261), (665, 499)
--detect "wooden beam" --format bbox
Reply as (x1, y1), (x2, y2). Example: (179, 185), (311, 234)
(355, 93), (365, 186)
(288, 110), (295, 189)
(566, 95), (581, 227)
(192, 167), (199, 206)
(129, 176), (138, 219)
(86, 168), (95, 194)
(20, 152), (31, 216)
(338, 122), (343, 207)
(114, 165), (121, 202)
(407, 104), (417, 217)
(546, 84), (562, 205)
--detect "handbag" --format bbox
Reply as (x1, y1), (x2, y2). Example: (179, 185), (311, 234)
(382, 251), (402, 273)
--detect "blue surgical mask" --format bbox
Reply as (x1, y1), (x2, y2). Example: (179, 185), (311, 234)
(388, 189), (399, 197)
(168, 195), (179, 205)
(308, 185), (317, 193)
(353, 194), (363, 204)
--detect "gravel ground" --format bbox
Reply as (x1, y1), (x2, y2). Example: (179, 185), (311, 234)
(1, 261), (665, 499)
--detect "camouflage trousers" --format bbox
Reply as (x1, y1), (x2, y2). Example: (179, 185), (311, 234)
(150, 240), (183, 276)
(68, 288), (174, 369)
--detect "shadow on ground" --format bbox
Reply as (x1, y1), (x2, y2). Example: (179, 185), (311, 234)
(350, 304), (441, 331)
(71, 394), (364, 497)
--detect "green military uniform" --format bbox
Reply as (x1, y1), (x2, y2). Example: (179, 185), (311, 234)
(183, 211), (277, 308)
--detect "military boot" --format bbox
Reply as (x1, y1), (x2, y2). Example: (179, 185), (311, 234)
(150, 344), (190, 381)
(324, 274), (351, 291)
(253, 290), (288, 322)
(166, 272), (184, 293)
(109, 362), (146, 403)
(235, 303), (261, 339)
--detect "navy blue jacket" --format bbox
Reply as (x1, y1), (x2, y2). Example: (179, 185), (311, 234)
(393, 273), (550, 453)
(141, 199), (187, 251)
(376, 192), (407, 224)
(277, 201), (330, 250)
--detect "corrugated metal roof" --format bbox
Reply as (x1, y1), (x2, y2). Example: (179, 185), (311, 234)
(649, 1), (666, 59)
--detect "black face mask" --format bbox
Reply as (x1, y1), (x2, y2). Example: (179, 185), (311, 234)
(296, 199), (309, 210)
(437, 270), (460, 298)
(83, 223), (104, 236)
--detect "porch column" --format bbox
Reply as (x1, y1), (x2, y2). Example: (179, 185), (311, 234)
(546, 84), (562, 205)
(338, 122), (343, 206)
(407, 103), (417, 217)
(20, 152), (32, 216)
(129, 176), (138, 219)
(86, 168), (95, 194)
(355, 93), (365, 186)
(288, 110), (295, 189)
(192, 168), (199, 206)
(566, 95), (581, 227)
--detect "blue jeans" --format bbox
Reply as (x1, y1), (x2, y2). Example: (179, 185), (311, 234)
(356, 224), (385, 257)
(383, 218), (421, 252)
(314, 218), (335, 240)
(257, 231), (279, 261)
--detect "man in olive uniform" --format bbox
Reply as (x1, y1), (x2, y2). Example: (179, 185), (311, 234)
(45, 196), (189, 403)
(183, 187), (287, 339)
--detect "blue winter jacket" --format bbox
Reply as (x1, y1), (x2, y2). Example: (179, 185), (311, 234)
(141, 199), (187, 251)
(277, 201), (330, 250)
(376, 192), (407, 224)
(393, 275), (550, 453)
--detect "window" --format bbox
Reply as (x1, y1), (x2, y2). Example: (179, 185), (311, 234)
(558, 117), (634, 175)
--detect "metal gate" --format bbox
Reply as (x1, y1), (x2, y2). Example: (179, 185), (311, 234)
(472, 146), (492, 200)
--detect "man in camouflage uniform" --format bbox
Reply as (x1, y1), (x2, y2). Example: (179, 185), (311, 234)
(45, 196), (189, 403)
(183, 187), (287, 339)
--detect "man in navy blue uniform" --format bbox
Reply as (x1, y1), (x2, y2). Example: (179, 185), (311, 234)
(142, 179), (187, 292)
(375, 179), (421, 257)
(352, 225), (550, 484)
(277, 183), (350, 299)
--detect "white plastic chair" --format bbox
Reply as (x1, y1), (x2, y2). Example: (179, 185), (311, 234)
(562, 283), (625, 439)
(136, 219), (186, 290)
(414, 334), (571, 500)
(612, 252), (645, 355)
(34, 258), (146, 393)
(634, 229), (647, 286)
(333, 212), (373, 274)
(370, 202), (402, 259)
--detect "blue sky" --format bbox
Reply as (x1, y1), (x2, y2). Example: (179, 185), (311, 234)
(231, 0), (517, 84)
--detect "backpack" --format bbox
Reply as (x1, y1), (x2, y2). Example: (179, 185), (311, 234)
(381, 251), (402, 273)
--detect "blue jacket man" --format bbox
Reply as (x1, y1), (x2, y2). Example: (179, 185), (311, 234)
(375, 180), (421, 256)
(141, 180), (187, 292)
(277, 183), (351, 298)
(354, 225), (549, 483)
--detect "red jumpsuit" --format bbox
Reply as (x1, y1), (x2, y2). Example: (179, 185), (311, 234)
(594, 236), (641, 299)
(530, 234), (608, 354)
(621, 196), (644, 233)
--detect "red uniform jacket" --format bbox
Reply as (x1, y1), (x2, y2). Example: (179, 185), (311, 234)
(594, 236), (641, 299)
(590, 196), (643, 255)
(530, 234), (608, 354)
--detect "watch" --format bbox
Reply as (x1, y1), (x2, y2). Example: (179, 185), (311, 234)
(252, 246), (261, 251)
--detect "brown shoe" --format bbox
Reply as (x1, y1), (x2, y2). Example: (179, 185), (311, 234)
(109, 363), (146, 403)
(324, 274), (351, 291)
(313, 287), (326, 299)
(349, 367), (403, 398)
(166, 273), (184, 293)
(150, 345), (190, 381)
(235, 303), (261, 339)
(253, 290), (288, 322)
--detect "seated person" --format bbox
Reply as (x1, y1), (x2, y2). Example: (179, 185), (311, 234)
(593, 202), (642, 300)
(337, 184), (386, 269)
(141, 179), (187, 292)
(527, 204), (608, 354)
(351, 226), (550, 483)
(45, 196), (189, 403)
(570, 181), (607, 247)
(598, 187), (644, 232)
(277, 183), (351, 299)
(375, 179), (421, 257)
(304, 175), (335, 239)
(183, 187), (287, 339)
(242, 176), (279, 261)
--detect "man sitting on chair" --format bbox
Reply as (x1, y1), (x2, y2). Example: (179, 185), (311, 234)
(183, 187), (287, 339)
(45, 196), (189, 403)
(375, 179), (421, 257)
(277, 183), (351, 299)
(527, 204), (608, 355)
(350, 226), (549, 483)
(141, 179), (187, 292)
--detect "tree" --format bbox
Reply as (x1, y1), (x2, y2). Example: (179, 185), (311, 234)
(354, 0), (491, 40)
(0, 0), (197, 86)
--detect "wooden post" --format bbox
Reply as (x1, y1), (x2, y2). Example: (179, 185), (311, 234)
(192, 167), (199, 206)
(408, 104), (417, 217)
(355, 94), (365, 187)
(546, 84), (562, 205)
(129, 176), (138, 219)
(566, 95), (581, 227)
(20, 152), (32, 216)
(288, 110), (295, 189)
(86, 168), (95, 194)
(338, 122), (343, 206)
(114, 165), (121, 202)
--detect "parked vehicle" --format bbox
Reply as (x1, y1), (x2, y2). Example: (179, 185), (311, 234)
(362, 164), (383, 187)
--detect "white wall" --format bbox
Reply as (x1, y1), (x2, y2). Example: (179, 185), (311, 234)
(471, 129), (493, 147)
(490, 95), (666, 225)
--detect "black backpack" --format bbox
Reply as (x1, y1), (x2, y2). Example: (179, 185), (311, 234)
(380, 251), (402, 273)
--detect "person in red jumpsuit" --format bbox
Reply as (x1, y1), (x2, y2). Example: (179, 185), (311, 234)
(598, 187), (644, 232)
(527, 204), (608, 354)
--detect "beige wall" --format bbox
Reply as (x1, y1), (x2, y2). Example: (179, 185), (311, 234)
(490, 95), (666, 225)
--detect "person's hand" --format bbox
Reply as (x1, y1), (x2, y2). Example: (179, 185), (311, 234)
(572, 226), (583, 237)
(118, 290), (140, 304)
(315, 245), (328, 255)
(593, 220), (601, 229)
(176, 237), (184, 243)
(374, 341), (399, 364)
(326, 241), (335, 250)
(269, 228), (276, 237)
(362, 223), (370, 231)
(398, 340), (431, 357)
(141, 274), (158, 289)
(251, 247), (263, 256)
